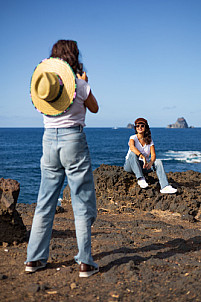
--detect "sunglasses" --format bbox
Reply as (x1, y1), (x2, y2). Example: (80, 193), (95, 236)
(135, 124), (145, 128)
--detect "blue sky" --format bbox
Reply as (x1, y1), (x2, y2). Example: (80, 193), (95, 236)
(1, 0), (201, 127)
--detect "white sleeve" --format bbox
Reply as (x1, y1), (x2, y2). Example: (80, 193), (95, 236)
(76, 79), (91, 101)
(150, 139), (154, 146)
(130, 135), (136, 141)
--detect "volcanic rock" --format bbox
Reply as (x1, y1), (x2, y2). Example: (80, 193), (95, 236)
(63, 164), (201, 222)
(1, 173), (201, 301)
(127, 123), (134, 129)
(167, 117), (188, 128)
(0, 178), (27, 244)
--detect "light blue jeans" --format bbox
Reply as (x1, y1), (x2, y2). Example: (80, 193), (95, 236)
(26, 126), (98, 268)
(124, 152), (169, 189)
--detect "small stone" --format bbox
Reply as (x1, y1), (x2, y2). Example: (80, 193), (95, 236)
(109, 291), (119, 298)
(0, 274), (8, 280)
(47, 290), (58, 294)
(27, 283), (40, 294)
(70, 282), (77, 290)
(56, 206), (65, 214)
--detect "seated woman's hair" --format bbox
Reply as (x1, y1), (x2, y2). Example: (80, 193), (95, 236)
(134, 118), (152, 145)
(50, 40), (82, 74)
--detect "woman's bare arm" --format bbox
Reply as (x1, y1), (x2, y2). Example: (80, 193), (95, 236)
(129, 139), (147, 168)
(77, 72), (99, 113)
(84, 91), (99, 113)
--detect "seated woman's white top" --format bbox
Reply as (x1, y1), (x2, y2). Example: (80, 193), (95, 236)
(126, 134), (154, 161)
(43, 78), (90, 128)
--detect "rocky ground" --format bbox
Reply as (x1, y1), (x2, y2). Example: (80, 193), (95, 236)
(0, 166), (201, 301)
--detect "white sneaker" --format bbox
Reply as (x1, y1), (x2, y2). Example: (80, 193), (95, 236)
(137, 178), (149, 189)
(160, 185), (177, 194)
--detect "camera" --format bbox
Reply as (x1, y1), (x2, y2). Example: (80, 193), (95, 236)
(76, 63), (83, 76)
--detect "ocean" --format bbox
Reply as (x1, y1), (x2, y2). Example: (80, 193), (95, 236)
(0, 127), (201, 204)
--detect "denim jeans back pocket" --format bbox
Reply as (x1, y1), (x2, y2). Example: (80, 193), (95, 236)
(42, 139), (52, 164)
(60, 133), (90, 168)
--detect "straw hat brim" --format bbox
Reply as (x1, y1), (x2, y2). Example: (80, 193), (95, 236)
(30, 58), (76, 116)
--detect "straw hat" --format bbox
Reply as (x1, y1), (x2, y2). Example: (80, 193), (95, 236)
(30, 57), (76, 116)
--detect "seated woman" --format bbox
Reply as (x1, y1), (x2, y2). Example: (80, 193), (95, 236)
(124, 117), (177, 194)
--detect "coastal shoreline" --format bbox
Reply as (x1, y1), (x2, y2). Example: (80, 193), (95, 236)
(1, 167), (201, 301)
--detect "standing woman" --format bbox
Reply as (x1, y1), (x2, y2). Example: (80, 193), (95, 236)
(124, 118), (177, 193)
(25, 40), (99, 277)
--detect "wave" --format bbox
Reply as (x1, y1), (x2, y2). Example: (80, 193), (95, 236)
(161, 150), (201, 163)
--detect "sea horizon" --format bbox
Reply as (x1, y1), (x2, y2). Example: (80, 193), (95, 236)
(0, 126), (201, 129)
(0, 127), (201, 203)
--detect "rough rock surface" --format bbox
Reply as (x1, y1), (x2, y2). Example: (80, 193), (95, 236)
(63, 164), (201, 222)
(167, 117), (188, 128)
(1, 201), (201, 301)
(0, 178), (27, 244)
(1, 170), (201, 301)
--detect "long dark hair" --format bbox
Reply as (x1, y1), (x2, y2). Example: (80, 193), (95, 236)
(135, 123), (152, 145)
(50, 40), (82, 74)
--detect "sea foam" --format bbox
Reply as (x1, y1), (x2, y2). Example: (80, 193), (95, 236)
(161, 150), (201, 163)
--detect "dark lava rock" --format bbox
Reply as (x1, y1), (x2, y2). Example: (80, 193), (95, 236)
(55, 205), (65, 214)
(0, 178), (20, 210)
(0, 178), (27, 244)
(0, 274), (8, 280)
(62, 165), (201, 222)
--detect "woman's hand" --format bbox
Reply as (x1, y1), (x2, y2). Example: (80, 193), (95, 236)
(77, 71), (88, 82)
(141, 156), (148, 169)
(146, 161), (153, 170)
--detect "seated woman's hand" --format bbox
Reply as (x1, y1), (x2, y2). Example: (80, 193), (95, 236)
(146, 161), (153, 170)
(142, 157), (148, 169)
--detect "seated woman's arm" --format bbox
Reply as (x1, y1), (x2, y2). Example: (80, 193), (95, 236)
(146, 145), (156, 170)
(129, 139), (148, 168)
(129, 139), (141, 156)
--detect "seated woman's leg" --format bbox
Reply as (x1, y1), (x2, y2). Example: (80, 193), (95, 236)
(153, 159), (169, 189)
(124, 153), (148, 188)
(124, 153), (144, 178)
